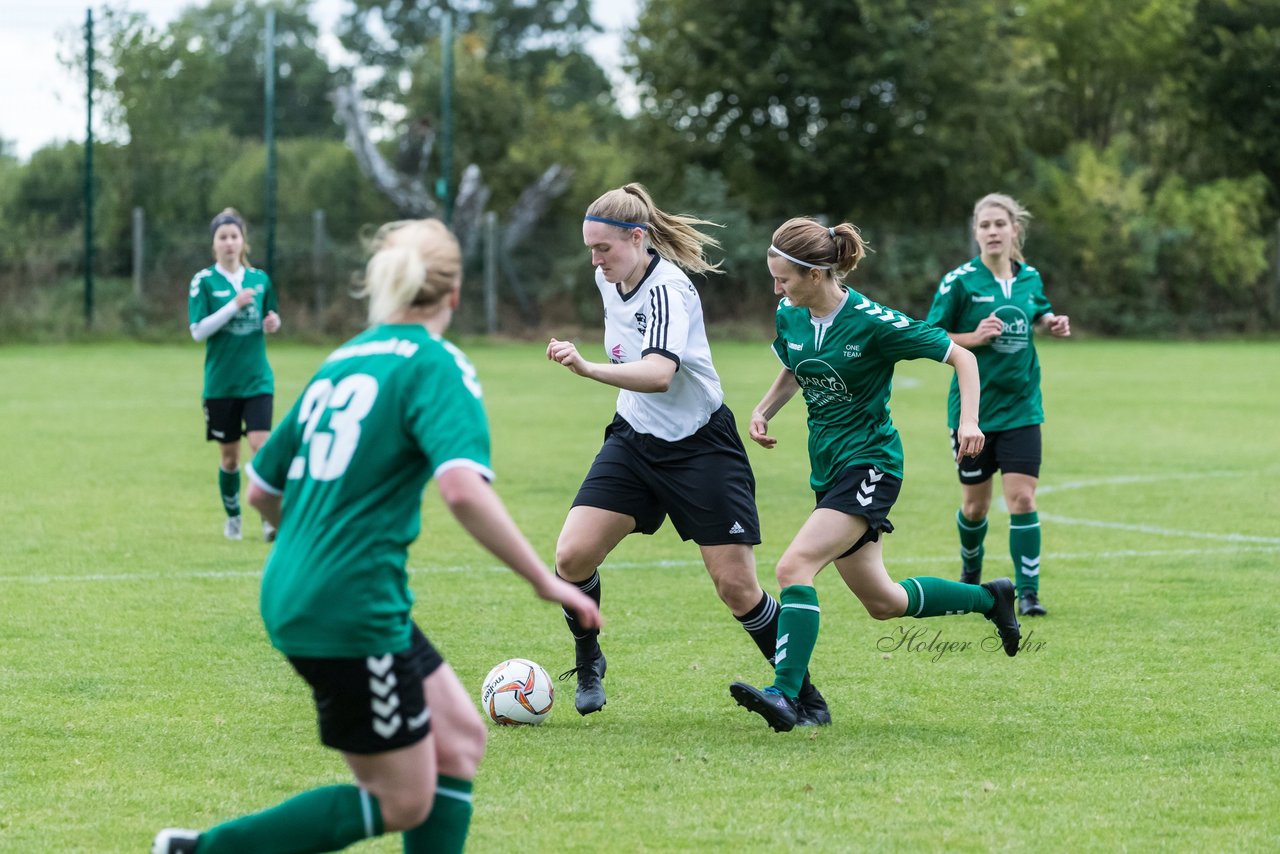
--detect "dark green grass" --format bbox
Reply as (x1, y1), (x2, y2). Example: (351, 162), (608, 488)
(0, 338), (1277, 852)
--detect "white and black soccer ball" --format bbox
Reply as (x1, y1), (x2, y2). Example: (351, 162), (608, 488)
(479, 658), (554, 725)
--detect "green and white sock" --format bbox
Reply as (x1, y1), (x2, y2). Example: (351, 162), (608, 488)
(898, 577), (996, 617)
(402, 776), (473, 854)
(197, 785), (383, 853)
(1010, 511), (1041, 595)
(218, 467), (240, 518)
(772, 585), (820, 699)
(957, 510), (987, 576)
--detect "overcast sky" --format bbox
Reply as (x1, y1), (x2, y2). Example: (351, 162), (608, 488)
(0, 0), (638, 161)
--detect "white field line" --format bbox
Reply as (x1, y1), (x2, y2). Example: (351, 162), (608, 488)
(1035, 472), (1252, 496)
(3, 545), (1277, 585)
(1038, 513), (1280, 544)
(6, 472), (1274, 585)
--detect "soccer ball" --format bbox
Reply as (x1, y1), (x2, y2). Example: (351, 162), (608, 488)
(479, 658), (554, 725)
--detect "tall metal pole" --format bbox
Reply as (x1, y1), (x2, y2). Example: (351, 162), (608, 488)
(484, 211), (498, 334)
(84, 8), (95, 329)
(438, 11), (454, 225)
(264, 8), (277, 277)
(132, 207), (145, 299)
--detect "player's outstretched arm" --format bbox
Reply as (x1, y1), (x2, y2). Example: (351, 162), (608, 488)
(750, 368), (801, 449)
(437, 466), (603, 629)
(547, 338), (675, 392)
(944, 344), (985, 461)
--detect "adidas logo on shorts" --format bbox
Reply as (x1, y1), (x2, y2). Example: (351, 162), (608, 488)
(728, 521), (745, 535)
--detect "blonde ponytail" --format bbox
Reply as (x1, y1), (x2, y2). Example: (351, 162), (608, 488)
(357, 219), (461, 324)
(585, 183), (723, 275)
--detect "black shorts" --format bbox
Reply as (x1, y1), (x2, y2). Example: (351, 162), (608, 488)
(287, 623), (443, 755)
(815, 465), (903, 559)
(204, 394), (273, 443)
(951, 424), (1042, 484)
(572, 405), (761, 546)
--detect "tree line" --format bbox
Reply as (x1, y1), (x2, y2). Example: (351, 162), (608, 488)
(1, 0), (1277, 339)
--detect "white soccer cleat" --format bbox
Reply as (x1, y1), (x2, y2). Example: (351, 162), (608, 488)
(224, 515), (243, 541)
(263, 520), (277, 543)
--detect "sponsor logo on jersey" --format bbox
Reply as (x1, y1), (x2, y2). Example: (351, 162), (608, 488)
(990, 306), (1031, 354)
(609, 343), (624, 364)
(972, 295), (995, 303)
(794, 358), (852, 406)
(634, 312), (647, 335)
(843, 343), (862, 359)
(787, 341), (803, 351)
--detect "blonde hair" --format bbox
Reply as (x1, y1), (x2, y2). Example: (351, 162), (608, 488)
(357, 219), (462, 324)
(585, 183), (723, 275)
(972, 193), (1031, 262)
(768, 217), (869, 281)
(209, 207), (251, 268)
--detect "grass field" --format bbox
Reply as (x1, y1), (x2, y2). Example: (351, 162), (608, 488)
(1, 337), (1277, 853)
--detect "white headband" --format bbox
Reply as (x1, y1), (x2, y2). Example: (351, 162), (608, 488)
(769, 245), (830, 270)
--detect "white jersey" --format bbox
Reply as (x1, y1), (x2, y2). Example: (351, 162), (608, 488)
(597, 253), (724, 441)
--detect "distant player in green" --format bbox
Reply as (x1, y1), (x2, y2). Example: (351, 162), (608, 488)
(188, 207), (281, 542)
(730, 217), (1022, 733)
(925, 193), (1071, 617)
(153, 219), (602, 854)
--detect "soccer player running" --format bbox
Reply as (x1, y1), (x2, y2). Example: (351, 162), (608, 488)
(154, 219), (601, 854)
(925, 194), (1071, 617)
(546, 183), (830, 724)
(730, 217), (1022, 733)
(188, 208), (282, 542)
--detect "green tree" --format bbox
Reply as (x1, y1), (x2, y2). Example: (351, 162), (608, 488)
(338, 0), (600, 102)
(1185, 0), (1280, 204)
(627, 0), (1028, 222)
(93, 0), (337, 144)
(1017, 0), (1197, 154)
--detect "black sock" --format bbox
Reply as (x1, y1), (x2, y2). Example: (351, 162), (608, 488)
(559, 571), (601, 652)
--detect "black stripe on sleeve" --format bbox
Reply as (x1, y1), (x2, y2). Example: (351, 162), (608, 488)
(648, 286), (670, 352)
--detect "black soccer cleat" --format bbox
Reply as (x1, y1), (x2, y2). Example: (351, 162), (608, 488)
(152, 829), (200, 854)
(1019, 590), (1047, 617)
(559, 649), (607, 715)
(982, 577), (1021, 657)
(960, 567), (982, 585)
(730, 682), (799, 733)
(795, 680), (832, 727)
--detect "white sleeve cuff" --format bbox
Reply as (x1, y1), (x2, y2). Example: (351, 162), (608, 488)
(434, 458), (495, 483)
(245, 463), (283, 496)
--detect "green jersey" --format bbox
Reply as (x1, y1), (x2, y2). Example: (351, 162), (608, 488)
(247, 324), (493, 658)
(772, 288), (952, 490)
(188, 265), (278, 399)
(925, 257), (1054, 431)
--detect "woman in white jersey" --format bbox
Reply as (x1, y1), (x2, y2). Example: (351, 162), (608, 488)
(154, 219), (602, 854)
(546, 184), (828, 725)
(187, 208), (282, 542)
